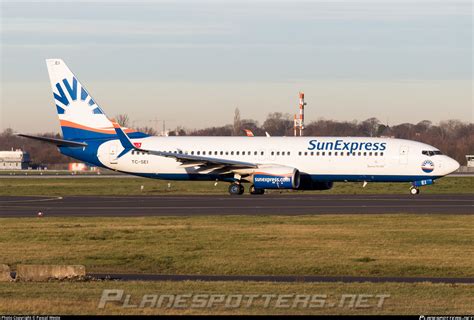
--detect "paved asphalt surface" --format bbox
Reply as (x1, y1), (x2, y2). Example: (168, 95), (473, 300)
(87, 273), (474, 284)
(8, 272), (471, 283)
(0, 194), (472, 216)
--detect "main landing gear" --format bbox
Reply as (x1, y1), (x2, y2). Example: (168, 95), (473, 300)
(410, 187), (420, 195)
(228, 183), (245, 195)
(228, 183), (265, 195)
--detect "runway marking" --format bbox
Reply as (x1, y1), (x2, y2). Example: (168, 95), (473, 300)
(65, 196), (474, 203)
(1, 204), (472, 210)
(0, 196), (63, 203)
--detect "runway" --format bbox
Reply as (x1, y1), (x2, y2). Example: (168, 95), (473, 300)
(0, 194), (472, 216)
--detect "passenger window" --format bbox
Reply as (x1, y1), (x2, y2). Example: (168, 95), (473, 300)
(191, 151), (194, 155)
(236, 151), (240, 155)
(299, 152), (302, 156)
(374, 152), (378, 156)
(369, 152), (372, 156)
(288, 152), (291, 156)
(380, 152), (384, 156)
(334, 152), (338, 156)
(310, 152), (314, 156)
(358, 152), (361, 156)
(254, 151), (257, 155)
(322, 152), (325, 156)
(329, 152), (332, 156)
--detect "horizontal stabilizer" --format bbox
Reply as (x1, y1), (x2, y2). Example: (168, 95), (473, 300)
(17, 134), (88, 147)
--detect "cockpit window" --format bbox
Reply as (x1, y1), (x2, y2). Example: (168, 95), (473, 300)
(422, 150), (442, 156)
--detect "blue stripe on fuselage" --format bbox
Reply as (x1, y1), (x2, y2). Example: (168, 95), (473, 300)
(108, 172), (443, 183)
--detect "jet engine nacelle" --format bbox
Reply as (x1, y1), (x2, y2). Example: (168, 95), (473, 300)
(308, 181), (333, 190)
(297, 174), (334, 190)
(252, 165), (300, 189)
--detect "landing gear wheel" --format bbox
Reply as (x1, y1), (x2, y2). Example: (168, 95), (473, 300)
(229, 183), (244, 195)
(249, 185), (265, 195)
(410, 188), (420, 195)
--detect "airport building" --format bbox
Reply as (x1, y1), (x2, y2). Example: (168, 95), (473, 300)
(0, 149), (31, 170)
(466, 155), (474, 168)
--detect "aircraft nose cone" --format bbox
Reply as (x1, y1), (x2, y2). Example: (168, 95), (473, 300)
(447, 158), (460, 174)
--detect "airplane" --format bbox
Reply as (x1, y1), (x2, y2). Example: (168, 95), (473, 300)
(19, 59), (460, 196)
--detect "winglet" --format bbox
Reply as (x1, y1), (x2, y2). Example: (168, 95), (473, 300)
(243, 129), (254, 137)
(112, 121), (136, 158)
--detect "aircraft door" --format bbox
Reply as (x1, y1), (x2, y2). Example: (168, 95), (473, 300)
(399, 145), (409, 164)
(109, 143), (118, 164)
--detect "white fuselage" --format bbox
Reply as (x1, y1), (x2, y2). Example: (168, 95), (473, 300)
(95, 136), (459, 182)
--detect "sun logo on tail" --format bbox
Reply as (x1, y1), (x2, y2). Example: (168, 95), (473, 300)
(53, 77), (103, 115)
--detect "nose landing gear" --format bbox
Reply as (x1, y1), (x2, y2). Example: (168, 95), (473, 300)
(410, 179), (434, 195)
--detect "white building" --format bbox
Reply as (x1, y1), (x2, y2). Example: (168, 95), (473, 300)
(466, 155), (474, 168)
(0, 149), (31, 170)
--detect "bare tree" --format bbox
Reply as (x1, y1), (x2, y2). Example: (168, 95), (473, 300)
(136, 126), (158, 136)
(233, 108), (241, 136)
(263, 112), (292, 136)
(115, 114), (130, 127)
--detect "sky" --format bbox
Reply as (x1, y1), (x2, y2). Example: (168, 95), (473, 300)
(0, 0), (472, 133)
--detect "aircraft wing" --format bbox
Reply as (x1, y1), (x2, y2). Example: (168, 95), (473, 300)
(112, 122), (258, 169)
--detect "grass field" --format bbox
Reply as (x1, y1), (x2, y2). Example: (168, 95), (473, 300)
(0, 176), (472, 196)
(1, 281), (472, 315)
(1, 178), (472, 315)
(1, 215), (473, 277)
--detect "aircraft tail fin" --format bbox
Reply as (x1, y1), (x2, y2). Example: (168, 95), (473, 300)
(45, 59), (146, 141)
